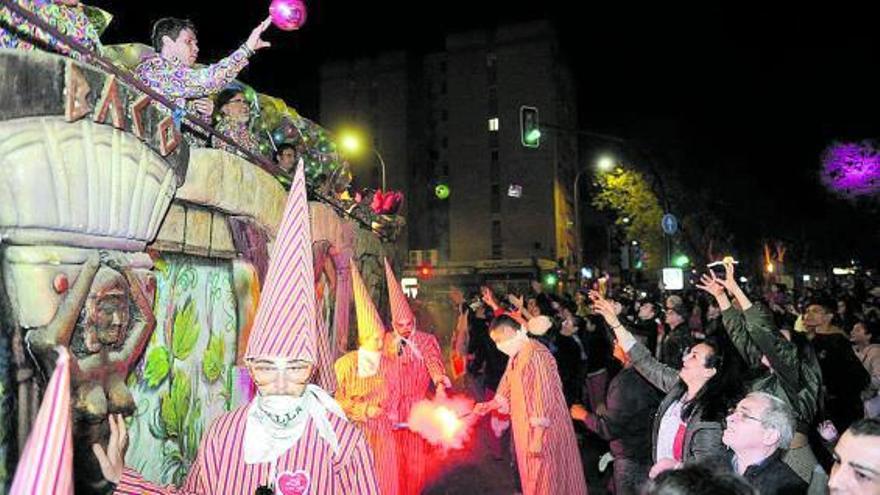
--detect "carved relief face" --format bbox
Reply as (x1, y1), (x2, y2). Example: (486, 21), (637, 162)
(85, 268), (130, 350)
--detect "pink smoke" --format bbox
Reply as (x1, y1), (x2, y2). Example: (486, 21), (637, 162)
(406, 393), (475, 450)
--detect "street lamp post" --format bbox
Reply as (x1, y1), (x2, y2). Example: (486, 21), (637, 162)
(573, 169), (586, 268)
(372, 148), (387, 191)
(339, 130), (387, 191)
(573, 154), (618, 268)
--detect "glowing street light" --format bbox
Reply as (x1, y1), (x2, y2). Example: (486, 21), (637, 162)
(597, 155), (615, 172)
(337, 128), (387, 190)
(340, 133), (361, 154)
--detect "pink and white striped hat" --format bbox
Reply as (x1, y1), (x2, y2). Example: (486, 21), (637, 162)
(11, 348), (73, 495)
(245, 161), (317, 363)
(383, 258), (415, 334)
(351, 262), (386, 343)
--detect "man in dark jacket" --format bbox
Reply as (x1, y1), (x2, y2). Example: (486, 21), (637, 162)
(697, 267), (823, 486)
(571, 338), (662, 494)
(722, 392), (808, 494)
(632, 300), (662, 356)
(659, 305), (694, 369)
(803, 299), (870, 434)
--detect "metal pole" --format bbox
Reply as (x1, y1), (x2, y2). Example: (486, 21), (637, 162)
(373, 149), (387, 191)
(574, 170), (584, 268)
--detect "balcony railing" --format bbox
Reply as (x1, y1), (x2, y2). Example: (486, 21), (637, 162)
(0, 0), (390, 240)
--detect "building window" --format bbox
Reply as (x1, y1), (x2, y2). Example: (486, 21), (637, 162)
(441, 109), (448, 122)
(491, 220), (502, 259)
(488, 118), (499, 132)
(441, 137), (448, 149)
(490, 184), (501, 213)
(441, 81), (447, 95)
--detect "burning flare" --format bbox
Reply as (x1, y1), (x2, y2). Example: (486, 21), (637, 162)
(403, 393), (474, 450)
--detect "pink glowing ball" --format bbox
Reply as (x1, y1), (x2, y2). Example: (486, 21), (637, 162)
(269, 0), (307, 31)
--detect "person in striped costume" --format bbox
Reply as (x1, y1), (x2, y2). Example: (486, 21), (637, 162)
(382, 258), (450, 495)
(334, 262), (399, 495)
(10, 347), (74, 495)
(92, 162), (380, 495)
(473, 314), (588, 495)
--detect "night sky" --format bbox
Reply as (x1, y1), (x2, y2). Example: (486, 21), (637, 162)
(90, 0), (880, 266)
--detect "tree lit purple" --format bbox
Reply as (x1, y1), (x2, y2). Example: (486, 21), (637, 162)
(821, 141), (880, 198)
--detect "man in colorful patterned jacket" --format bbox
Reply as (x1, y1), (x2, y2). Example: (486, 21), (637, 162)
(134, 16), (271, 123)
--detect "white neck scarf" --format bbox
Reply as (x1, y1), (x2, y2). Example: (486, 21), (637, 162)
(243, 385), (348, 465)
(357, 348), (382, 378)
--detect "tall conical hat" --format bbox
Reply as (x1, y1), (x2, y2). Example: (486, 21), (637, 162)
(351, 262), (386, 343)
(383, 257), (414, 332)
(245, 161), (316, 362)
(11, 348), (73, 495)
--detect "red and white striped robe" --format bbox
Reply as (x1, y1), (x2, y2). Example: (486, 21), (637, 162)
(383, 330), (447, 495)
(334, 351), (399, 495)
(115, 403), (380, 495)
(496, 340), (587, 495)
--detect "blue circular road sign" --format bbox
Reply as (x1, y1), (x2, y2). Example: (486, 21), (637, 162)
(662, 213), (678, 235)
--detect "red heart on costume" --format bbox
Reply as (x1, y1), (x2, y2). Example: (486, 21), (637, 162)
(276, 470), (310, 495)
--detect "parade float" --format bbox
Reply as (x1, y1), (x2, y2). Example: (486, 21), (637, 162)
(0, 1), (403, 492)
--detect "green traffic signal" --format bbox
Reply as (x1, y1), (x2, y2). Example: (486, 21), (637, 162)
(525, 129), (541, 144)
(673, 254), (690, 267)
(435, 184), (450, 200)
(520, 106), (540, 148)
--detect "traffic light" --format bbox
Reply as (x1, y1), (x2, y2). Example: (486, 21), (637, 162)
(520, 106), (540, 148)
(417, 263), (434, 280)
(434, 183), (450, 200)
(673, 254), (690, 268)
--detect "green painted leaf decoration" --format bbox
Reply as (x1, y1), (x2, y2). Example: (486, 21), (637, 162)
(171, 298), (200, 361)
(202, 334), (225, 383)
(160, 368), (191, 438)
(144, 346), (172, 388)
(159, 391), (178, 438)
